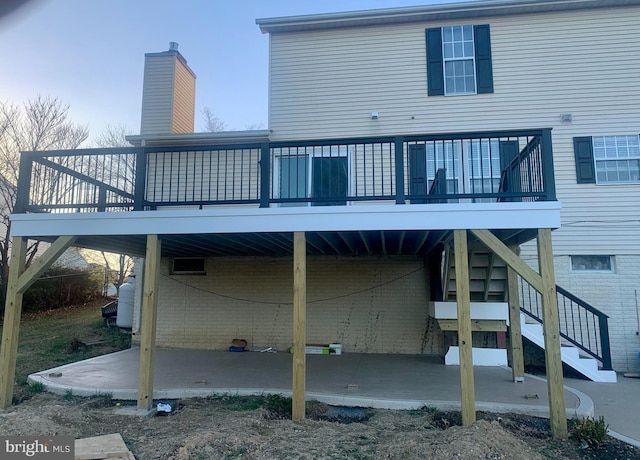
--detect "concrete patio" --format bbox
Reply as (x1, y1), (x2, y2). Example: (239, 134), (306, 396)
(28, 348), (591, 418)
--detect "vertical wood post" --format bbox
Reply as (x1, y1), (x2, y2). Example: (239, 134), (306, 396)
(292, 231), (306, 420)
(0, 237), (27, 408)
(137, 234), (161, 411)
(453, 229), (475, 426)
(507, 246), (525, 382)
(537, 228), (567, 439)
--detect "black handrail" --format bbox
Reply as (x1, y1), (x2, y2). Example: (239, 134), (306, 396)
(519, 278), (612, 370)
(15, 129), (556, 213)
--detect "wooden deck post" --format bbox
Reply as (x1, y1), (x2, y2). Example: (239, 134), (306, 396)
(292, 231), (306, 420)
(507, 246), (525, 382)
(0, 235), (76, 409)
(137, 234), (161, 411)
(537, 228), (568, 439)
(0, 237), (27, 409)
(453, 229), (475, 426)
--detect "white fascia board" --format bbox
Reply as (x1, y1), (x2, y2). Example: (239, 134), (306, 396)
(10, 201), (561, 238)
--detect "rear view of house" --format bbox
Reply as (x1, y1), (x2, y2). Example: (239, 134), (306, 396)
(2, 0), (640, 440)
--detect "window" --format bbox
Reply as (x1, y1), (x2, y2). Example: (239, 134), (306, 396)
(442, 25), (476, 95)
(593, 136), (640, 184)
(574, 135), (640, 184)
(570, 255), (614, 272)
(426, 24), (493, 96)
(171, 258), (206, 274)
(275, 148), (350, 206)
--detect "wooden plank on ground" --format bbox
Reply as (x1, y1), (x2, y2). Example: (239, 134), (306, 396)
(75, 433), (131, 460)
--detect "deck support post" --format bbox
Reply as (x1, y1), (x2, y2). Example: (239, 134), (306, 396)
(0, 237), (27, 409)
(537, 228), (567, 439)
(453, 229), (475, 426)
(0, 235), (76, 408)
(292, 231), (307, 420)
(137, 234), (161, 411)
(507, 246), (525, 382)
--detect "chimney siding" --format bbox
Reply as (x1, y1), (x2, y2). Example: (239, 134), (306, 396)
(140, 47), (196, 135)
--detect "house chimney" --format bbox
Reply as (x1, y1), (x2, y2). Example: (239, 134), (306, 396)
(140, 42), (196, 135)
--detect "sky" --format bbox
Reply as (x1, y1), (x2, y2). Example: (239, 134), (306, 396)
(0, 0), (452, 144)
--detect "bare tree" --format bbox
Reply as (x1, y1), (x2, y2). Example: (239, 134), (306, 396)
(0, 95), (88, 307)
(202, 106), (227, 132)
(94, 123), (133, 148)
(93, 124), (135, 295)
(244, 122), (266, 131)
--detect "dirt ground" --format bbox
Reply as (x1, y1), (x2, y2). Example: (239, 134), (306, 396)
(0, 393), (638, 460)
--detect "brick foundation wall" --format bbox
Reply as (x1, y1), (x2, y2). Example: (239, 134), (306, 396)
(520, 253), (640, 373)
(133, 255), (444, 355)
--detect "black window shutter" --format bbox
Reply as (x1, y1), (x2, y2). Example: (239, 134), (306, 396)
(473, 25), (494, 94)
(425, 28), (444, 96)
(409, 144), (427, 203)
(573, 137), (596, 184)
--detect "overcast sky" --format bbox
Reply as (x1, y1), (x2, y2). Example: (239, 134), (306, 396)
(0, 0), (452, 144)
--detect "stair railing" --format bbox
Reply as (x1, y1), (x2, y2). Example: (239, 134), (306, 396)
(518, 277), (613, 370)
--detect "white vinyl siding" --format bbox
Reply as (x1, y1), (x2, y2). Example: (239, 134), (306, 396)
(268, 6), (640, 255)
(172, 57), (196, 134)
(140, 55), (176, 135)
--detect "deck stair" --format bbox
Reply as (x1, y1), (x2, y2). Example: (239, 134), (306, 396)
(442, 245), (616, 382)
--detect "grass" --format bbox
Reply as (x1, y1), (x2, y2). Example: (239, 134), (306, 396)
(0, 298), (131, 403)
(208, 393), (293, 418)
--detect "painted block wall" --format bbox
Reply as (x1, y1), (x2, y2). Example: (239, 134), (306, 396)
(133, 255), (444, 355)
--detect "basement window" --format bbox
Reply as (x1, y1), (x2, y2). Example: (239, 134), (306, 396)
(570, 255), (613, 272)
(170, 258), (206, 275)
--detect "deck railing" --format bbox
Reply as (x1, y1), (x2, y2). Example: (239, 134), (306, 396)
(519, 277), (613, 370)
(15, 129), (555, 213)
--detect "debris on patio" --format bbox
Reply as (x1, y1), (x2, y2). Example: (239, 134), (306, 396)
(229, 338), (247, 352)
(74, 433), (134, 459)
(289, 343), (342, 355)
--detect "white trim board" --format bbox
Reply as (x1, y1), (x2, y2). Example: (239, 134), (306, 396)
(10, 202), (561, 238)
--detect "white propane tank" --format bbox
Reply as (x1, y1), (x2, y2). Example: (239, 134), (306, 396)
(116, 275), (135, 328)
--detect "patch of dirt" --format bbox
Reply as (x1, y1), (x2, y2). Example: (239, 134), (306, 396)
(0, 393), (638, 459)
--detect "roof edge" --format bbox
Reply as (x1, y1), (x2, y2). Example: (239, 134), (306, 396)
(126, 130), (272, 147)
(256, 0), (640, 33)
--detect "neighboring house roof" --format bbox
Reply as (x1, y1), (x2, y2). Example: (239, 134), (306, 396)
(256, 0), (640, 33)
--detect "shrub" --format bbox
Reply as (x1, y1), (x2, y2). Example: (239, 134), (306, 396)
(21, 266), (103, 313)
(570, 416), (609, 447)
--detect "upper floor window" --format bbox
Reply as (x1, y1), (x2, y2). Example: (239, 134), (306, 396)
(442, 25), (476, 95)
(574, 135), (640, 184)
(426, 24), (494, 97)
